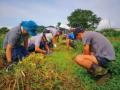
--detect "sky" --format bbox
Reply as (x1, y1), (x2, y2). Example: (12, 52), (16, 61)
(0, 0), (120, 29)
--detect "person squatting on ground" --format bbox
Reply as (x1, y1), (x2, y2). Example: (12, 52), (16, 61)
(2, 20), (38, 66)
(28, 33), (50, 55)
(73, 27), (115, 77)
(44, 26), (62, 48)
(66, 31), (78, 49)
(45, 32), (54, 48)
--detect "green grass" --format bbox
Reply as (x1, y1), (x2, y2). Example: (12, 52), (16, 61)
(0, 34), (4, 50)
(0, 35), (120, 90)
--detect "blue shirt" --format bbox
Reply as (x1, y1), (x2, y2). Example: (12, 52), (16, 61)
(67, 32), (75, 40)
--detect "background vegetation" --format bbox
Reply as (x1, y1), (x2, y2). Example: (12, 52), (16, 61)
(67, 9), (101, 29)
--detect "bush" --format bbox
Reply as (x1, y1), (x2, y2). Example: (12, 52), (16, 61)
(100, 28), (120, 37)
(0, 27), (9, 34)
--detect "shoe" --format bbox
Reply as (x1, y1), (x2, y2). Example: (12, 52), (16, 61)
(94, 66), (108, 77)
(89, 64), (108, 77)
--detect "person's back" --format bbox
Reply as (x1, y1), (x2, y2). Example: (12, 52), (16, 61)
(3, 25), (22, 49)
(82, 31), (115, 61)
(28, 33), (43, 46)
(45, 26), (58, 36)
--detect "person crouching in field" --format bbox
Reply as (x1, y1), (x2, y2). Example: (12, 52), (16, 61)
(28, 33), (50, 55)
(66, 31), (77, 49)
(2, 20), (38, 66)
(44, 26), (62, 48)
(73, 27), (115, 77)
(45, 33), (54, 48)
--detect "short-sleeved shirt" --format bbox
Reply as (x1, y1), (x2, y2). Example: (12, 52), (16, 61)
(82, 31), (115, 61)
(28, 33), (43, 47)
(45, 27), (58, 36)
(67, 32), (75, 40)
(45, 33), (53, 42)
(3, 25), (24, 49)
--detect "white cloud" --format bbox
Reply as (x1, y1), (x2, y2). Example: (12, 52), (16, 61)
(96, 19), (111, 30)
(0, 0), (120, 28)
(60, 23), (70, 29)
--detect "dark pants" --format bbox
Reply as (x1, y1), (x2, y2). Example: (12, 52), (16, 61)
(28, 41), (47, 52)
(96, 56), (110, 68)
(47, 41), (53, 48)
(11, 46), (29, 62)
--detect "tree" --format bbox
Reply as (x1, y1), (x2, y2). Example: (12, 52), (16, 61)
(0, 27), (9, 34)
(57, 22), (61, 28)
(67, 9), (101, 30)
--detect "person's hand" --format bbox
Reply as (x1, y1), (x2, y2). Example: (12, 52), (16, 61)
(42, 50), (47, 54)
(46, 50), (52, 55)
(53, 44), (57, 48)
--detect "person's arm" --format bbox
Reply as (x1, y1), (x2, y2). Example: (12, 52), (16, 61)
(5, 32), (18, 63)
(66, 38), (71, 49)
(83, 44), (90, 55)
(24, 35), (29, 49)
(6, 44), (13, 63)
(35, 46), (46, 54)
(52, 36), (57, 47)
(45, 42), (50, 53)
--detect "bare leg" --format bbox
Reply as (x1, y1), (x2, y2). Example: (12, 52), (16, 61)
(75, 55), (98, 69)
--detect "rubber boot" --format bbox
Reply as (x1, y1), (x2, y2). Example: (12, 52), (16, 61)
(89, 64), (108, 77)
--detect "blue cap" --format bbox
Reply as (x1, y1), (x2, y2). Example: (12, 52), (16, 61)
(21, 20), (38, 36)
(68, 32), (75, 40)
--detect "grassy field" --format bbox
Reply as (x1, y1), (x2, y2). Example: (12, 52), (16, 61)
(0, 34), (120, 90)
(0, 34), (5, 50)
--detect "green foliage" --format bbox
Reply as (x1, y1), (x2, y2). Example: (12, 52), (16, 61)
(0, 34), (5, 50)
(0, 27), (9, 49)
(67, 9), (101, 29)
(100, 28), (120, 37)
(57, 22), (61, 27)
(37, 25), (45, 33)
(0, 27), (9, 34)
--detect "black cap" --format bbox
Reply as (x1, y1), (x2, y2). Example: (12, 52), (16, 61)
(73, 27), (85, 39)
